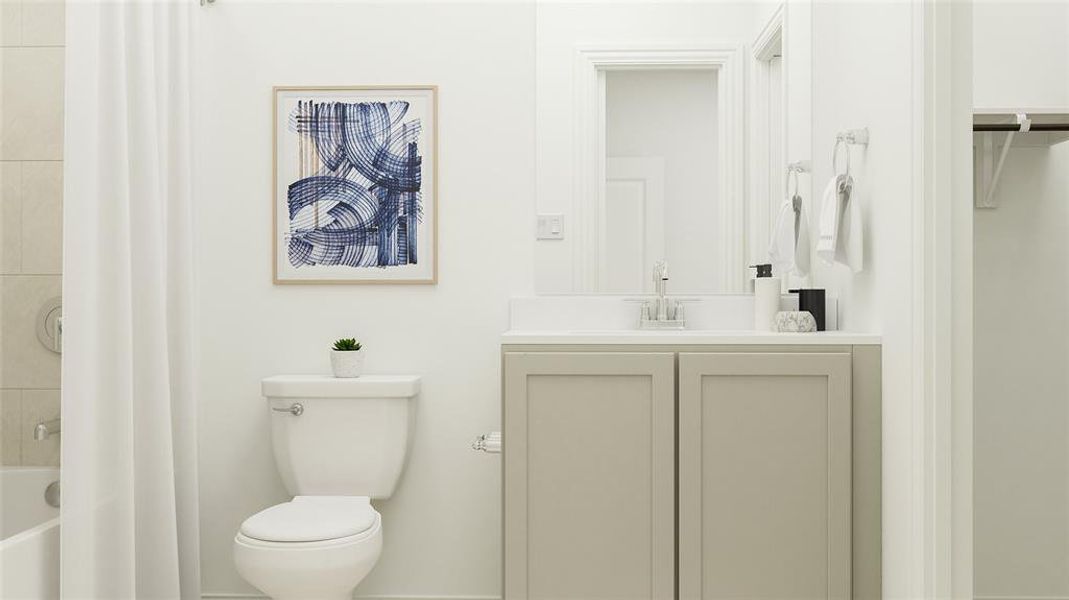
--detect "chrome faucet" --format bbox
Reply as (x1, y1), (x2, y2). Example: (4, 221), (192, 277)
(33, 418), (60, 441)
(653, 260), (669, 319)
(637, 261), (687, 329)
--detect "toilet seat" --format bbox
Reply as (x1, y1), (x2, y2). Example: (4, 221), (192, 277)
(240, 496), (378, 543)
(233, 497), (383, 600)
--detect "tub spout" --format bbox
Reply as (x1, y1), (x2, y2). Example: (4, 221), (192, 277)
(33, 418), (60, 441)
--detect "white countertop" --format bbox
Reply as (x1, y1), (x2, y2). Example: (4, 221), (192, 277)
(501, 330), (882, 346)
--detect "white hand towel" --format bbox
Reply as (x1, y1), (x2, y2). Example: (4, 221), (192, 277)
(795, 195), (811, 276)
(837, 181), (864, 272)
(768, 194), (811, 277)
(816, 175), (864, 272)
(815, 175), (844, 264)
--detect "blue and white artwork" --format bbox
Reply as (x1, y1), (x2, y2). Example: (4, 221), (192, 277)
(274, 86), (437, 283)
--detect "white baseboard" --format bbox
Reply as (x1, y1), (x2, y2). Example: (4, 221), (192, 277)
(975, 596), (1069, 600)
(203, 590), (500, 594)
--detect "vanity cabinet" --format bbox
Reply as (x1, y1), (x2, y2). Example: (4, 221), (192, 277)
(678, 352), (852, 600)
(503, 352), (676, 600)
(502, 343), (881, 600)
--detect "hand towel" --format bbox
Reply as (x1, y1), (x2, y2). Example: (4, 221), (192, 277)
(816, 175), (864, 272)
(768, 193), (811, 277)
(815, 175), (844, 265)
(837, 180), (864, 272)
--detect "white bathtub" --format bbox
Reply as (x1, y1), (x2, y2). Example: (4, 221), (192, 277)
(1, 467), (60, 600)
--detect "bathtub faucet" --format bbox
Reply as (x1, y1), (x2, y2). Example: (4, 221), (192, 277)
(33, 418), (60, 441)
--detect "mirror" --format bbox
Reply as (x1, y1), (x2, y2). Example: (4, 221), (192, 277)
(534, 2), (806, 295)
(602, 69), (718, 294)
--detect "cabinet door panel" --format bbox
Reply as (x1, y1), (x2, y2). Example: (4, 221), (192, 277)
(678, 352), (851, 600)
(504, 352), (675, 600)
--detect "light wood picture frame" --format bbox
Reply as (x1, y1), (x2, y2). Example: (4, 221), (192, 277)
(273, 85), (438, 284)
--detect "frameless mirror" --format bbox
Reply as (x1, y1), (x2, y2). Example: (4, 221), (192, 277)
(534, 2), (806, 295)
(601, 69), (718, 294)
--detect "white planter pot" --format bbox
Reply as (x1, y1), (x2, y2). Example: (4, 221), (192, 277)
(330, 349), (365, 378)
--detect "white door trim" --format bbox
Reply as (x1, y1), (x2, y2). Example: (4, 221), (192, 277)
(573, 43), (746, 292)
(749, 5), (785, 266)
(914, 1), (973, 598)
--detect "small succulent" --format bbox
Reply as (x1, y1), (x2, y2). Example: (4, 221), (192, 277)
(332, 338), (362, 352)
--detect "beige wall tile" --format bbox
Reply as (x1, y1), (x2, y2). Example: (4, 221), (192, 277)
(20, 0), (62, 47)
(1, 161), (21, 273)
(0, 1), (22, 47)
(0, 274), (60, 388)
(1, 388), (22, 465)
(21, 388), (58, 466)
(0, 47), (64, 160)
(20, 161), (60, 274)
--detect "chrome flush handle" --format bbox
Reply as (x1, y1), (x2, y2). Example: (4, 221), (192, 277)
(272, 403), (304, 416)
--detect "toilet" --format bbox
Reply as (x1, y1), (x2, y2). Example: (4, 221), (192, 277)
(233, 374), (420, 600)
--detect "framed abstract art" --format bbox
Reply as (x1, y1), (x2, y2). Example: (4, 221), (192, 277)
(273, 86), (437, 284)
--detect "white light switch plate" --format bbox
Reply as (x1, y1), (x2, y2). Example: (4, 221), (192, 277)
(536, 213), (564, 240)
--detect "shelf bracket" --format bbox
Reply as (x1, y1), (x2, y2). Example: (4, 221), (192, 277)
(976, 112), (1029, 209)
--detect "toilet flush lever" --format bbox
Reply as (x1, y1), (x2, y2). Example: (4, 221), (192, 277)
(272, 403), (304, 416)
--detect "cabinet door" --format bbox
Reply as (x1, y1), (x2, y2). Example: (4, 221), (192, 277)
(678, 352), (852, 600)
(504, 352), (675, 600)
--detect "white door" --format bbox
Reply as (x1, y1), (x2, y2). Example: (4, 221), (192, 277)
(603, 157), (666, 293)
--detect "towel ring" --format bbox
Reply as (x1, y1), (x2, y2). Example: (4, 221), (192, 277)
(833, 138), (850, 177)
(787, 167), (800, 198)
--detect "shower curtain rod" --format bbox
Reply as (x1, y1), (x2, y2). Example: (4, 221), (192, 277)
(974, 123), (1069, 132)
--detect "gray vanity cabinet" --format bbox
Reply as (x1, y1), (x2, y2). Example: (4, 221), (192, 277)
(503, 352), (676, 600)
(502, 345), (881, 600)
(677, 352), (852, 600)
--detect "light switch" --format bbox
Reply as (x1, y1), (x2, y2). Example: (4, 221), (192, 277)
(536, 213), (565, 240)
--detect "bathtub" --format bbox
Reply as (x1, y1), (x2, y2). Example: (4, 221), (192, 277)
(1, 467), (60, 600)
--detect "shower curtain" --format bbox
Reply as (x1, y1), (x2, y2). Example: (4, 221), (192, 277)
(62, 1), (200, 598)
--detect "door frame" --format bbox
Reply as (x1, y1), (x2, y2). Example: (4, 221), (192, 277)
(573, 43), (746, 293)
(749, 4), (786, 266)
(913, 1), (973, 598)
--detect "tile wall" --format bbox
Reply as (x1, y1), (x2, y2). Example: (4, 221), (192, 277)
(0, 0), (64, 467)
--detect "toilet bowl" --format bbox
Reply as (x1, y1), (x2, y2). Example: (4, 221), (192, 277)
(234, 375), (419, 600)
(234, 497), (382, 600)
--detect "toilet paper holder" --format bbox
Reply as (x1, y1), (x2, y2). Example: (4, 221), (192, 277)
(472, 432), (501, 453)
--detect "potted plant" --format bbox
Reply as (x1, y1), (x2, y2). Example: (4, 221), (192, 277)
(330, 338), (364, 378)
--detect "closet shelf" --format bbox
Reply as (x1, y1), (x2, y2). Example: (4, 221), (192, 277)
(973, 110), (1069, 209)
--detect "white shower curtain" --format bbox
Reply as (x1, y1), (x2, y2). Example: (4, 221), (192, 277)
(62, 1), (200, 599)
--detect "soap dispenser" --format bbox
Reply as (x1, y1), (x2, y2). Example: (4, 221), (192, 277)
(750, 263), (780, 331)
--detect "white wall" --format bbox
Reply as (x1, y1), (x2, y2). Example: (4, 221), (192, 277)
(605, 69), (719, 293)
(973, 3), (1069, 598)
(534, 1), (757, 293)
(807, 3), (918, 597)
(974, 1), (1069, 110)
(973, 142), (1069, 600)
(191, 2), (534, 597)
(0, 0), (65, 468)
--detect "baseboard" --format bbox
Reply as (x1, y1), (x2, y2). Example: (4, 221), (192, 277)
(202, 590), (498, 594)
(975, 596), (1069, 600)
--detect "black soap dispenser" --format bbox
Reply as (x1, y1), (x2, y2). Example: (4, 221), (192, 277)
(789, 288), (827, 331)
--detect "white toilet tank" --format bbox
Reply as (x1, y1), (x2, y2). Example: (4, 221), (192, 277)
(261, 375), (420, 499)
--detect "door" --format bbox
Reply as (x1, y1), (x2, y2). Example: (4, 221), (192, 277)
(678, 352), (852, 600)
(602, 157), (666, 293)
(504, 352), (675, 600)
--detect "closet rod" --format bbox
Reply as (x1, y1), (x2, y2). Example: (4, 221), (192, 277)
(974, 123), (1069, 132)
